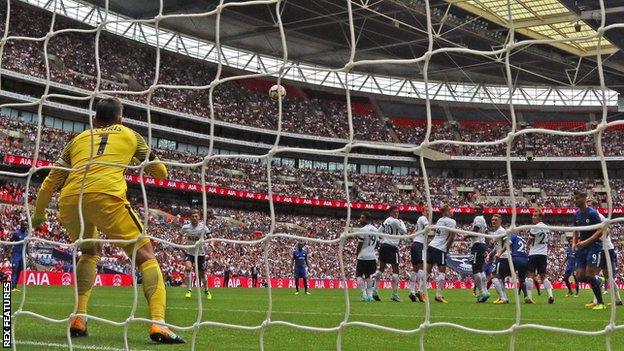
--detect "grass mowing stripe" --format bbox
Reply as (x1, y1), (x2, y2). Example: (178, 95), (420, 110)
(21, 299), (617, 324)
(16, 340), (152, 351)
(11, 286), (623, 351)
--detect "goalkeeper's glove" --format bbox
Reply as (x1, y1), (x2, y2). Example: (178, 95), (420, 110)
(31, 211), (47, 229)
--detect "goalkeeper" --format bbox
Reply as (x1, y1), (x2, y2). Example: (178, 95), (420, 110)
(32, 97), (184, 344)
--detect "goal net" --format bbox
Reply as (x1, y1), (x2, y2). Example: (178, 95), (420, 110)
(1, 0), (622, 350)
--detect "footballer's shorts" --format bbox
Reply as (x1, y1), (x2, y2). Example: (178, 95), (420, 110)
(356, 259), (376, 277)
(528, 255), (548, 275)
(185, 254), (206, 271)
(426, 246), (447, 266)
(496, 257), (528, 280)
(599, 248), (617, 272)
(484, 261), (495, 276)
(58, 193), (148, 256)
(410, 241), (425, 265)
(470, 243), (487, 273)
(513, 256), (529, 281)
(575, 243), (603, 270)
(10, 256), (23, 268)
(294, 268), (307, 279)
(495, 258), (511, 278)
(379, 243), (399, 265)
(564, 264), (575, 277)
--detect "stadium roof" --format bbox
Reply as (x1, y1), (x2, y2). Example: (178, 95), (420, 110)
(449, 0), (617, 57)
(32, 0), (624, 94)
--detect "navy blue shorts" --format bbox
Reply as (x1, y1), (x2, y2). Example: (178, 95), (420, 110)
(295, 268), (307, 279)
(470, 243), (487, 273)
(185, 254), (206, 270)
(564, 265), (575, 276)
(528, 255), (548, 275)
(513, 257), (529, 281)
(496, 257), (528, 280)
(599, 249), (617, 272)
(410, 242), (424, 265)
(576, 244), (602, 269)
(356, 260), (376, 277)
(379, 244), (399, 265)
(10, 256), (23, 268)
(427, 246), (447, 266)
(484, 262), (495, 276)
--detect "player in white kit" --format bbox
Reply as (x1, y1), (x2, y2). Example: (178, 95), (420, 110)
(374, 206), (407, 302)
(355, 212), (379, 302)
(490, 214), (510, 304)
(180, 210), (213, 299)
(426, 205), (456, 303)
(408, 207), (429, 303)
(525, 209), (554, 304)
(467, 205), (490, 303)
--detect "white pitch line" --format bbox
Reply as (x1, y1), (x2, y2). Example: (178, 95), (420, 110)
(18, 300), (621, 324)
(16, 340), (153, 351)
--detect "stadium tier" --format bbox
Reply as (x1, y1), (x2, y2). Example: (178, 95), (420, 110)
(1, 2), (623, 157)
(2, 0), (624, 350)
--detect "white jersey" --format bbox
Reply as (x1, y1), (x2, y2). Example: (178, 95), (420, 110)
(357, 224), (379, 260)
(181, 222), (209, 255)
(428, 217), (456, 252)
(379, 216), (407, 247)
(598, 212), (615, 250)
(529, 222), (550, 256)
(470, 215), (487, 246)
(493, 226), (508, 258)
(413, 216), (429, 244)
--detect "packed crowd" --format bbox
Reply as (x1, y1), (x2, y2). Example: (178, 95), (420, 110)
(1, 2), (623, 158)
(2, 115), (624, 208)
(1, 181), (623, 287)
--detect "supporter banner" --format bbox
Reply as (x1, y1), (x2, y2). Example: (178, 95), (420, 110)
(16, 271), (132, 286)
(446, 255), (473, 277)
(10, 271), (624, 289)
(4, 154), (619, 216)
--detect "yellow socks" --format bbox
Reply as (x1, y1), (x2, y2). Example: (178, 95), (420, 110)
(76, 255), (166, 322)
(140, 259), (166, 321)
(76, 254), (100, 314)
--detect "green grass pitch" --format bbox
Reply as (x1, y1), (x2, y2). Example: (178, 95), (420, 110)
(10, 286), (624, 350)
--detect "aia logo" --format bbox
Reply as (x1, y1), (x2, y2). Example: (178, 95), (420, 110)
(61, 273), (72, 286)
(112, 274), (122, 286)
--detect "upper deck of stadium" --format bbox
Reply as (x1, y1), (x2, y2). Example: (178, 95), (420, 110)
(14, 0), (624, 106)
(1, 0), (623, 168)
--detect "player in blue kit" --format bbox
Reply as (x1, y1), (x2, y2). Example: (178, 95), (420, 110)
(292, 243), (310, 295)
(562, 237), (579, 297)
(10, 221), (28, 291)
(572, 191), (605, 310)
(510, 232), (530, 301)
(491, 214), (529, 304)
(474, 243), (495, 299)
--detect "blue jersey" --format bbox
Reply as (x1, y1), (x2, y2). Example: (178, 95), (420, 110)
(564, 246), (576, 268)
(510, 234), (528, 259)
(11, 229), (27, 258)
(574, 207), (602, 242)
(293, 249), (308, 270)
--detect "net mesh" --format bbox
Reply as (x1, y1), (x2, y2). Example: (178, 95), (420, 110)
(0, 0), (622, 350)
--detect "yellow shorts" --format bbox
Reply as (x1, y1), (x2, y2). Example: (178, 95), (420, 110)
(58, 193), (149, 255)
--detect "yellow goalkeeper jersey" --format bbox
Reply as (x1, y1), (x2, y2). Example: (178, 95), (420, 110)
(38, 124), (168, 202)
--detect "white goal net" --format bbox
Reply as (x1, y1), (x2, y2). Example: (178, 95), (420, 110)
(1, 0), (623, 350)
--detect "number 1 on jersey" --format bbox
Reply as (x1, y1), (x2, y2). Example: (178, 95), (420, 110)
(97, 134), (109, 155)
